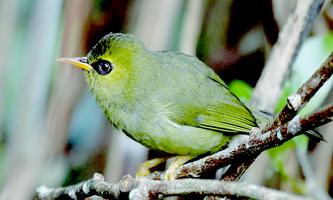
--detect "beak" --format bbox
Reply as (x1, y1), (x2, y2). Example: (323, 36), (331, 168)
(57, 57), (92, 71)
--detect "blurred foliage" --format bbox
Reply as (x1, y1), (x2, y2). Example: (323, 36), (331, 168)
(228, 79), (253, 102)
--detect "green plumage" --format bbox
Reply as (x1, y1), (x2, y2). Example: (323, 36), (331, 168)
(84, 33), (258, 156)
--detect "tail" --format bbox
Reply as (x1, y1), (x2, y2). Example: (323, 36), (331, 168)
(250, 107), (325, 141)
(305, 129), (325, 142)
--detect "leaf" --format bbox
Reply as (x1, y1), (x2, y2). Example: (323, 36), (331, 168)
(228, 79), (253, 102)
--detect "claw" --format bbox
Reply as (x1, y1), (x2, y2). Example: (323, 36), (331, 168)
(136, 158), (167, 179)
(164, 156), (193, 180)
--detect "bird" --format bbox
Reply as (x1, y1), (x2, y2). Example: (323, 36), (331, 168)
(57, 33), (316, 179)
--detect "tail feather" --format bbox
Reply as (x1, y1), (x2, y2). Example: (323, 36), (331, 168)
(250, 107), (325, 141)
(305, 129), (326, 142)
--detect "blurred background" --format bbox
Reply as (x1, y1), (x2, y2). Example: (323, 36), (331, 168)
(0, 0), (332, 199)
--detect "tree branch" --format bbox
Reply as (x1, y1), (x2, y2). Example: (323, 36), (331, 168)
(176, 113), (326, 178)
(216, 103), (333, 183)
(220, 157), (256, 181)
(36, 173), (313, 200)
(299, 104), (333, 131)
(36, 173), (125, 200)
(175, 106), (333, 179)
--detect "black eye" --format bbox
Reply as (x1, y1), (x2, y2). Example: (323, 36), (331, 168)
(91, 60), (112, 75)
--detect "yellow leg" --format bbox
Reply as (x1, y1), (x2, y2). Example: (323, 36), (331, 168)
(164, 156), (193, 180)
(136, 158), (167, 179)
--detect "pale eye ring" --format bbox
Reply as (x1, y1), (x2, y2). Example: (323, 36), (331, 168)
(91, 60), (113, 75)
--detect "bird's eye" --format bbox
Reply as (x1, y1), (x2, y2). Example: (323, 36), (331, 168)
(91, 60), (113, 75)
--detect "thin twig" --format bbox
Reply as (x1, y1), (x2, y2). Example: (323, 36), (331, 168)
(221, 157), (257, 181)
(36, 173), (313, 200)
(135, 179), (313, 200)
(299, 104), (333, 131)
(220, 107), (332, 183)
(36, 173), (131, 200)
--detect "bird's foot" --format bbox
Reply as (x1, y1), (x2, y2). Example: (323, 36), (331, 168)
(164, 156), (193, 180)
(136, 158), (166, 179)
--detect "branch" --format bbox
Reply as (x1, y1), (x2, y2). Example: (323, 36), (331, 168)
(220, 157), (256, 181)
(36, 173), (313, 200)
(36, 173), (126, 200)
(175, 105), (333, 179)
(251, 0), (325, 112)
(299, 104), (333, 131)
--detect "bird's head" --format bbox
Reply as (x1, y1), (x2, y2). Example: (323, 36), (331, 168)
(58, 33), (145, 99)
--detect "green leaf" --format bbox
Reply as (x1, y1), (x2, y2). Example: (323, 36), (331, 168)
(228, 79), (253, 102)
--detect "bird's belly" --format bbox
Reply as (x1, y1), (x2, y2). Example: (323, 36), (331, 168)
(123, 124), (230, 156)
(106, 104), (229, 155)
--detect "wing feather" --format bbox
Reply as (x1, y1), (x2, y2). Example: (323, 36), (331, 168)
(196, 103), (258, 134)
(156, 51), (258, 135)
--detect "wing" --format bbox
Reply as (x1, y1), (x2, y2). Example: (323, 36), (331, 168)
(196, 74), (258, 134)
(166, 73), (258, 135)
(152, 51), (258, 135)
(175, 64), (257, 134)
(194, 101), (258, 134)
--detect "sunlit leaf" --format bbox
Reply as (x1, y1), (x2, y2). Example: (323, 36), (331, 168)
(228, 79), (253, 102)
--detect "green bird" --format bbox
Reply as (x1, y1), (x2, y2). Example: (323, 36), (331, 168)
(59, 33), (323, 179)
(59, 33), (258, 156)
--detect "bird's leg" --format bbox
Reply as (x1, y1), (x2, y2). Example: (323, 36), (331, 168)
(164, 156), (193, 180)
(136, 158), (167, 179)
